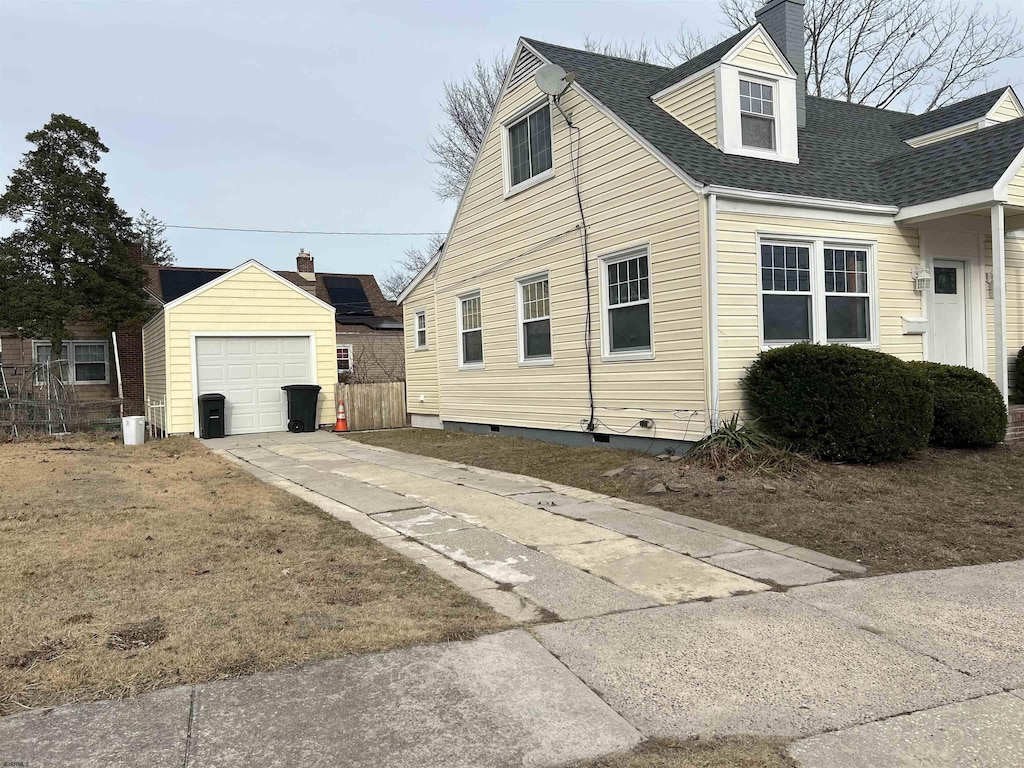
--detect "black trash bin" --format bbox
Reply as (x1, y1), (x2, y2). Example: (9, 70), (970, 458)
(281, 384), (321, 433)
(198, 393), (226, 439)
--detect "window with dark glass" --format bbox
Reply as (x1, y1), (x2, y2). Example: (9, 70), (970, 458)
(740, 79), (775, 150)
(34, 340), (108, 385)
(460, 294), (483, 365)
(606, 253), (652, 353)
(760, 243), (811, 342)
(824, 247), (870, 341)
(519, 277), (551, 360)
(508, 105), (552, 188)
(415, 312), (427, 349)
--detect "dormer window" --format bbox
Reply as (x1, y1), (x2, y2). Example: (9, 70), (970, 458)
(503, 101), (553, 195)
(740, 79), (775, 150)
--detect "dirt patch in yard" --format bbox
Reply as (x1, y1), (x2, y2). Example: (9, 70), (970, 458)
(0, 435), (509, 716)
(568, 737), (795, 768)
(349, 429), (1024, 575)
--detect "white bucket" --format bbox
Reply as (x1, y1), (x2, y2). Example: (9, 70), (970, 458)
(122, 416), (146, 446)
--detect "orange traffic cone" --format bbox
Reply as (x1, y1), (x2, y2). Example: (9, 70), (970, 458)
(332, 398), (349, 433)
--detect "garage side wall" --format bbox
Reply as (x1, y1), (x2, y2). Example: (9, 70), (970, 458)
(142, 310), (167, 432)
(163, 265), (337, 434)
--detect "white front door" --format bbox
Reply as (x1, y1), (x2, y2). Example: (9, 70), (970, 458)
(931, 259), (968, 367)
(195, 335), (313, 435)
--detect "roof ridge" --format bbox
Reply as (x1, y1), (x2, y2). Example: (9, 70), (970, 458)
(804, 94), (910, 116)
(893, 86), (1009, 125)
(523, 37), (669, 72)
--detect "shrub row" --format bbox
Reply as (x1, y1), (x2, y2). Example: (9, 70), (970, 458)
(743, 344), (1007, 464)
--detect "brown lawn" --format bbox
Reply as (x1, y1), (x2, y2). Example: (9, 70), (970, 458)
(0, 435), (509, 716)
(349, 428), (1024, 575)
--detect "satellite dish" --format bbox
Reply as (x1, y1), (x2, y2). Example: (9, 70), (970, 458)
(535, 63), (568, 96)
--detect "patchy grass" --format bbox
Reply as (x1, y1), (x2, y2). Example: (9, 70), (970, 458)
(349, 429), (1024, 575)
(0, 435), (509, 716)
(567, 737), (794, 768)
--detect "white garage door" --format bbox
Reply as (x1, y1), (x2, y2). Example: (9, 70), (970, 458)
(195, 336), (313, 435)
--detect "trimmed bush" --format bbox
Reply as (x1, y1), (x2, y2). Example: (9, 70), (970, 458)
(909, 361), (1007, 448)
(743, 344), (933, 463)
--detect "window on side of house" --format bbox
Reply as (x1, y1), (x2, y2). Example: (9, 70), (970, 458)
(824, 247), (871, 342)
(336, 344), (353, 381)
(759, 240), (875, 346)
(459, 293), (483, 367)
(518, 275), (551, 362)
(740, 78), (775, 150)
(760, 242), (812, 343)
(604, 249), (652, 356)
(507, 103), (553, 190)
(33, 340), (109, 385)
(414, 311), (427, 350)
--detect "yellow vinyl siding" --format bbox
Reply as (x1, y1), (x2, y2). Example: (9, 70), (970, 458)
(982, 235), (1024, 385)
(989, 90), (1023, 123)
(716, 210), (922, 415)
(404, 268), (439, 415)
(161, 265), (337, 434)
(654, 71), (718, 146)
(729, 31), (790, 76)
(142, 310), (167, 431)
(434, 74), (707, 442)
(906, 121), (979, 147)
(1007, 165), (1024, 208)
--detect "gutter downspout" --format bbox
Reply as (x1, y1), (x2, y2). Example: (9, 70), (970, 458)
(111, 331), (125, 417)
(992, 202), (1008, 404)
(707, 192), (720, 430)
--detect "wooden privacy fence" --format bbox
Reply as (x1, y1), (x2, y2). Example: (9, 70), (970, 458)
(335, 382), (407, 431)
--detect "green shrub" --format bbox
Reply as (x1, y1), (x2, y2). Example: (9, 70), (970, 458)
(742, 344), (933, 463)
(909, 361), (1007, 447)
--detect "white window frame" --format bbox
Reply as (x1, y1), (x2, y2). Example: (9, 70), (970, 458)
(516, 272), (553, 366)
(335, 344), (354, 380)
(599, 245), (655, 362)
(414, 310), (428, 350)
(456, 290), (484, 370)
(717, 64), (799, 163)
(32, 340), (110, 385)
(739, 76), (776, 151)
(502, 98), (555, 198)
(756, 234), (880, 350)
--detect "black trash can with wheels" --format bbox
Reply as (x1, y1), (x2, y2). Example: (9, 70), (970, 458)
(198, 393), (226, 439)
(281, 384), (321, 433)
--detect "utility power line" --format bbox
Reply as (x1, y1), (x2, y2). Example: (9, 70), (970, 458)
(165, 224), (443, 236)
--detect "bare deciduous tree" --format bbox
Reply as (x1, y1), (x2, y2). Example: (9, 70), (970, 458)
(379, 233), (444, 300)
(428, 54), (508, 201)
(339, 336), (406, 384)
(719, 0), (1023, 110)
(583, 35), (657, 63)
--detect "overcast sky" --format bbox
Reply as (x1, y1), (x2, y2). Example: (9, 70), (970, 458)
(2, 1), (1022, 282)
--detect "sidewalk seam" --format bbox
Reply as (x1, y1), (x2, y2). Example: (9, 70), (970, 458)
(182, 685), (198, 768)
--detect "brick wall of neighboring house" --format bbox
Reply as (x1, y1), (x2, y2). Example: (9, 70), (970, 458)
(335, 327), (404, 384)
(1007, 405), (1024, 444)
(115, 320), (145, 416)
(0, 324), (121, 403)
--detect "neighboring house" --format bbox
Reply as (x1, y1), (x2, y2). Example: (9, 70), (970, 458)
(141, 252), (403, 436)
(400, 0), (1024, 450)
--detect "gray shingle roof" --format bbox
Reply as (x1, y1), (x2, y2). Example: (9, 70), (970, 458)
(648, 27), (755, 94)
(523, 38), (1024, 209)
(893, 89), (1007, 140)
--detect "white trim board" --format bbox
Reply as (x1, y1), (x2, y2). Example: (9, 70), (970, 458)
(396, 253), (439, 305)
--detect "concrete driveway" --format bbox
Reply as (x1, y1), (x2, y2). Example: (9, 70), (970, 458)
(3, 430), (1022, 768)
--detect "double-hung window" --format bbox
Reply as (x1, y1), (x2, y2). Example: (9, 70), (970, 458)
(506, 103), (553, 191)
(458, 292), (483, 367)
(336, 345), (353, 381)
(33, 340), (109, 385)
(740, 78), (775, 150)
(414, 311), (427, 350)
(603, 248), (653, 357)
(518, 275), (551, 363)
(760, 239), (874, 346)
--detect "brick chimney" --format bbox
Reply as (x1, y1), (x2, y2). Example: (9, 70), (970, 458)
(756, 0), (806, 128)
(296, 249), (315, 279)
(127, 242), (145, 264)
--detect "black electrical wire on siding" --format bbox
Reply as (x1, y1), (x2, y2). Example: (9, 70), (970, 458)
(566, 105), (597, 432)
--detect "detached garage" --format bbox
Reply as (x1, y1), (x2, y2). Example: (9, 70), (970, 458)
(142, 260), (338, 436)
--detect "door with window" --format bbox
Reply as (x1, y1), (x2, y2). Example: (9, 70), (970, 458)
(931, 260), (969, 367)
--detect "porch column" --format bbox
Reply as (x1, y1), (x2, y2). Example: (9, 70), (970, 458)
(992, 203), (1008, 404)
